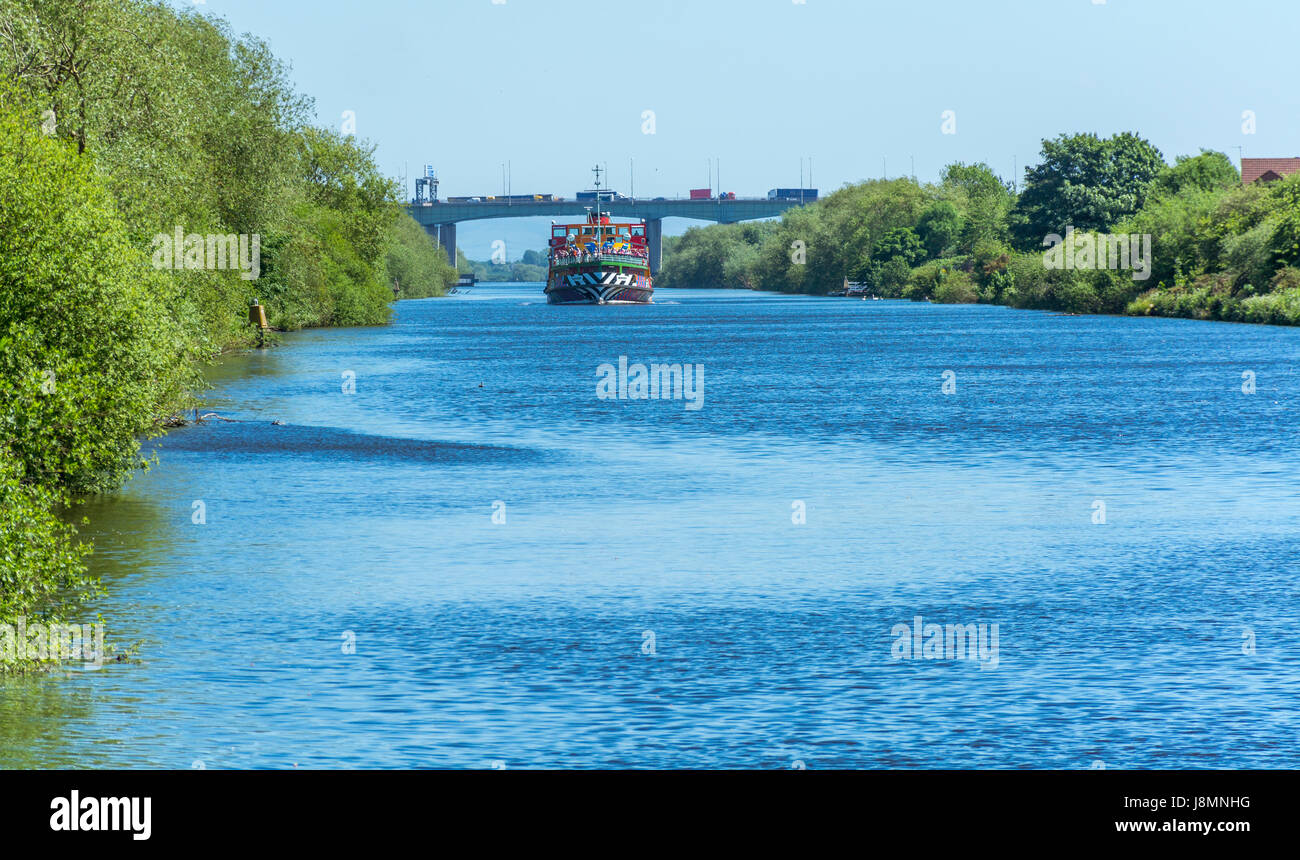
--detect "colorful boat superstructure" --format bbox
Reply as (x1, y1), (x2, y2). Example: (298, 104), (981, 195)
(544, 167), (653, 304)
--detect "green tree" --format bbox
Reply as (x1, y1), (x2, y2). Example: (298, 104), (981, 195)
(297, 127), (399, 270)
(1155, 150), (1239, 196)
(872, 226), (925, 267)
(658, 222), (775, 289)
(386, 213), (456, 298)
(1266, 173), (1300, 272)
(1014, 132), (1166, 245)
(917, 201), (962, 257)
(0, 88), (195, 492)
(940, 162), (1014, 252)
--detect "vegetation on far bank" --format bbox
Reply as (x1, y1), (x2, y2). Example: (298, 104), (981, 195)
(0, 0), (454, 661)
(457, 249), (548, 283)
(659, 135), (1300, 326)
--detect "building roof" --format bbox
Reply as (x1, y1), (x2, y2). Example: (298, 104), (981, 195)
(1241, 157), (1300, 184)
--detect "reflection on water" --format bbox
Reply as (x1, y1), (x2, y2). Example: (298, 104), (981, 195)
(4, 283), (1300, 768)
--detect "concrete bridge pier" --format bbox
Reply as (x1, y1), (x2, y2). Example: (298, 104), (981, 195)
(646, 218), (662, 276)
(438, 222), (457, 268)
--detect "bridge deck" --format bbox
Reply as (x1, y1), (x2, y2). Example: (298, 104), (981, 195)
(406, 197), (803, 226)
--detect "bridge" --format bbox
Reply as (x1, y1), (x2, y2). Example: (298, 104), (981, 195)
(405, 196), (806, 274)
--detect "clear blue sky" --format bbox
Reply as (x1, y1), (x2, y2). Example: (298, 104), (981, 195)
(179, 0), (1300, 257)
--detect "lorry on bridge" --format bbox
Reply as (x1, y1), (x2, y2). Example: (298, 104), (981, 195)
(576, 190), (627, 202)
(767, 188), (819, 201)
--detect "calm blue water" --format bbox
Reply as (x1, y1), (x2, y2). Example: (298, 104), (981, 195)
(4, 283), (1299, 769)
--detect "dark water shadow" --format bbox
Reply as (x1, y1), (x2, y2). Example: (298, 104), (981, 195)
(154, 421), (547, 467)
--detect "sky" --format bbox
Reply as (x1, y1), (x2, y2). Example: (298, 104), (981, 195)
(177, 0), (1300, 257)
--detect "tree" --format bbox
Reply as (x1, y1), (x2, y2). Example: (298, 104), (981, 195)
(0, 84), (195, 493)
(1267, 173), (1300, 272)
(1014, 132), (1166, 246)
(873, 257), (912, 297)
(1155, 150), (1239, 196)
(872, 226), (925, 267)
(297, 127), (398, 269)
(941, 162), (1014, 252)
(771, 178), (927, 293)
(386, 213), (457, 298)
(917, 201), (962, 257)
(657, 222), (770, 289)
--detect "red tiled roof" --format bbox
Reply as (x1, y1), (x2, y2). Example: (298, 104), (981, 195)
(1241, 157), (1300, 184)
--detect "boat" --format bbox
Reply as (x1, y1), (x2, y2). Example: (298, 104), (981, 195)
(544, 166), (653, 305)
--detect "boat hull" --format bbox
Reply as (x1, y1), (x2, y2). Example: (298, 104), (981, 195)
(545, 263), (653, 304)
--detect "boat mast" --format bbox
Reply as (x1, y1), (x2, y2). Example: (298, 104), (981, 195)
(592, 163), (602, 222)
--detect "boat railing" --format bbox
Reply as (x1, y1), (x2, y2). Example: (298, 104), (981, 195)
(549, 252), (648, 266)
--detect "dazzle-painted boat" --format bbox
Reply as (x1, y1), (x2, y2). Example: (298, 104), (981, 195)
(544, 166), (652, 304)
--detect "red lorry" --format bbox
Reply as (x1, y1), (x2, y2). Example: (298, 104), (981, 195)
(689, 188), (711, 200)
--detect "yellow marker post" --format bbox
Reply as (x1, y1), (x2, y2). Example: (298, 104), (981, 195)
(249, 300), (268, 329)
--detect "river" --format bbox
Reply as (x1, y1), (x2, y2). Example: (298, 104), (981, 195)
(3, 283), (1299, 768)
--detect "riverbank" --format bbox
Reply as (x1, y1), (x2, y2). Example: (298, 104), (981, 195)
(0, 0), (455, 668)
(657, 144), (1300, 327)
